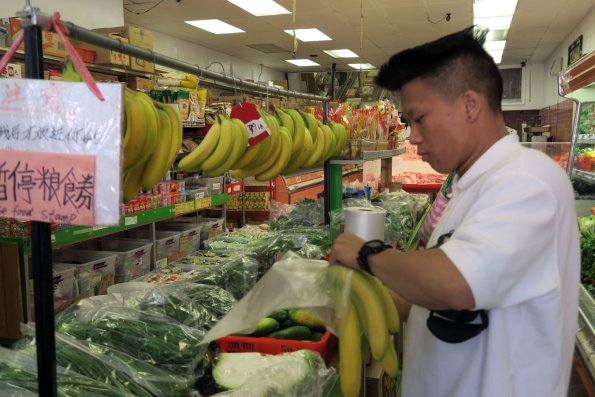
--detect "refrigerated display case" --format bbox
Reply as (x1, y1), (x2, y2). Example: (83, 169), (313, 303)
(559, 50), (595, 392)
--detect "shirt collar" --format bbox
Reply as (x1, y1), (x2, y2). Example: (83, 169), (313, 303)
(452, 134), (520, 191)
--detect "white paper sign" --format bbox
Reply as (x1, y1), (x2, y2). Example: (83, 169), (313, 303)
(0, 80), (123, 225)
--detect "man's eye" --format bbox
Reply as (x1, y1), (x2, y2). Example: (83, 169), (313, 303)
(414, 115), (425, 123)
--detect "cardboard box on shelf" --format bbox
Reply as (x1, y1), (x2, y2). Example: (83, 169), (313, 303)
(272, 79), (288, 90)
(89, 33), (130, 67)
(6, 17), (67, 57)
(127, 76), (154, 90)
(94, 26), (154, 73)
(91, 71), (120, 83)
(366, 359), (398, 397)
(0, 62), (22, 78)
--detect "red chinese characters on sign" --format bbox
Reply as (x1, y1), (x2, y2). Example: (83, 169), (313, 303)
(0, 149), (96, 225)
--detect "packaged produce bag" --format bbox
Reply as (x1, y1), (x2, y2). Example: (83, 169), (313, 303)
(202, 251), (350, 344)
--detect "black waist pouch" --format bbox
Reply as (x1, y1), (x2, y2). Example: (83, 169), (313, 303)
(427, 309), (489, 343)
(426, 231), (489, 343)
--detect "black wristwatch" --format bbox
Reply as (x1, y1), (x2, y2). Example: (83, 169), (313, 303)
(357, 240), (391, 274)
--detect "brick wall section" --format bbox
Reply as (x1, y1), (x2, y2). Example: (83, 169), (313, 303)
(503, 110), (541, 135)
(540, 100), (575, 142)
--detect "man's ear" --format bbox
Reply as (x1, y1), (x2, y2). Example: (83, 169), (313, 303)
(462, 90), (481, 123)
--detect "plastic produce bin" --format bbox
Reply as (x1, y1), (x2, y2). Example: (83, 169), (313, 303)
(125, 229), (181, 261)
(157, 222), (202, 254)
(94, 239), (153, 283)
(197, 217), (225, 243)
(53, 249), (117, 297)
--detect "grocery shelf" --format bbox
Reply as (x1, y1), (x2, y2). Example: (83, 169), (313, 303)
(574, 169), (595, 184)
(287, 166), (363, 192)
(577, 285), (595, 384)
(577, 135), (595, 145)
(1, 194), (228, 253)
(330, 147), (406, 165)
(0, 46), (153, 79)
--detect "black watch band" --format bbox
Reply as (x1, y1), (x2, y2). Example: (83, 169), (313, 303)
(357, 240), (391, 275)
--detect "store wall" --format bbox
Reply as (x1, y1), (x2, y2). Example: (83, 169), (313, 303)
(543, 5), (595, 107)
(0, 0), (124, 30)
(500, 63), (546, 111)
(150, 31), (285, 83)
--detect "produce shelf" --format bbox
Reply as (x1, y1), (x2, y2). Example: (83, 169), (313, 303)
(330, 147), (405, 165)
(577, 135), (595, 145)
(574, 170), (595, 184)
(0, 194), (228, 253)
(577, 285), (595, 385)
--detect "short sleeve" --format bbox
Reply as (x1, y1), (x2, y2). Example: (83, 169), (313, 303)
(440, 172), (560, 310)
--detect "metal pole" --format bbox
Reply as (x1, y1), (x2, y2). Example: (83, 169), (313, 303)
(323, 63), (337, 225)
(62, 22), (327, 102)
(23, 10), (58, 397)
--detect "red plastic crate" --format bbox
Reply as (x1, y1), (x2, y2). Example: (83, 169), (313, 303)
(217, 330), (337, 364)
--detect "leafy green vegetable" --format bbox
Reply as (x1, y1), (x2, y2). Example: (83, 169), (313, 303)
(56, 306), (208, 376)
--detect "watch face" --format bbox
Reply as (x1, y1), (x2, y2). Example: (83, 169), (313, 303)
(366, 240), (386, 249)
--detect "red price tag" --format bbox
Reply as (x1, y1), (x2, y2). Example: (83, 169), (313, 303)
(230, 102), (271, 146)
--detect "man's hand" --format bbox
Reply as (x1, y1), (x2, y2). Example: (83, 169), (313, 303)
(329, 232), (365, 269)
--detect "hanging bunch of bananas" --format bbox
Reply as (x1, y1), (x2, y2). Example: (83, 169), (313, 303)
(326, 265), (400, 397)
(122, 88), (183, 202)
(177, 115), (249, 176)
(177, 107), (348, 182)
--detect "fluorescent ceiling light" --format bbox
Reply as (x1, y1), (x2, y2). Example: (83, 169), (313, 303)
(473, 0), (518, 18)
(324, 49), (358, 58)
(348, 63), (375, 70)
(284, 28), (331, 42)
(226, 0), (290, 16)
(486, 29), (508, 41)
(484, 40), (506, 52)
(474, 16), (513, 30)
(285, 59), (320, 67)
(487, 49), (503, 63)
(185, 19), (245, 34)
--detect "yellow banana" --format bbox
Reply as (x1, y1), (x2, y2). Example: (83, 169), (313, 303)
(339, 299), (362, 397)
(331, 121), (347, 157)
(122, 167), (143, 203)
(231, 125), (281, 179)
(255, 126), (292, 181)
(178, 118), (221, 171)
(381, 336), (399, 378)
(320, 124), (334, 162)
(276, 109), (294, 137)
(285, 109), (305, 155)
(133, 93), (160, 170)
(282, 127), (313, 175)
(232, 134), (271, 170)
(203, 119), (247, 177)
(201, 116), (235, 172)
(231, 118), (249, 151)
(301, 111), (319, 140)
(141, 106), (172, 189)
(123, 91), (147, 171)
(302, 126), (325, 168)
(329, 266), (388, 361)
(156, 102), (183, 171)
(361, 272), (400, 334)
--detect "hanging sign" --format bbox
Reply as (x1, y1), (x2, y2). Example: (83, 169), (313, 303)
(230, 101), (271, 146)
(0, 80), (123, 225)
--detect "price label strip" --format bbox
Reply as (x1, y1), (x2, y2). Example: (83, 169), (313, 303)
(195, 197), (212, 210)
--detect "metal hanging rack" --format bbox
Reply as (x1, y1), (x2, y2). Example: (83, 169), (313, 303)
(13, 4), (334, 396)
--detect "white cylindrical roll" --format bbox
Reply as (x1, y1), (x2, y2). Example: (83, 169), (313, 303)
(344, 207), (386, 242)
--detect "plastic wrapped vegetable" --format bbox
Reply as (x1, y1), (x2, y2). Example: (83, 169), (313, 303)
(269, 199), (324, 231)
(0, 346), (137, 397)
(56, 304), (208, 377)
(193, 255), (258, 299)
(211, 350), (336, 397)
(19, 324), (192, 397)
(139, 282), (236, 329)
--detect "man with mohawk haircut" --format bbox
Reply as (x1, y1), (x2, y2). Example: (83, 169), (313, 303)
(330, 27), (580, 396)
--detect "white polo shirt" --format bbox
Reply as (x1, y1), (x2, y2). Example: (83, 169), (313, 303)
(402, 135), (580, 397)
